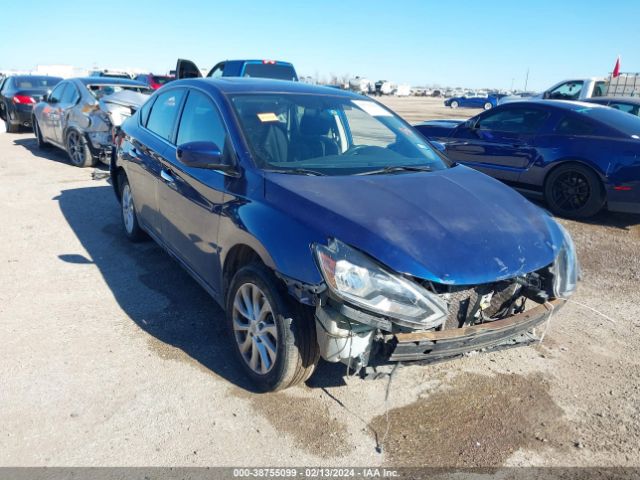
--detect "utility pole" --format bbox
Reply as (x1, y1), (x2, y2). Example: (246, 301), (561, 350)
(510, 77), (515, 91)
(524, 69), (530, 92)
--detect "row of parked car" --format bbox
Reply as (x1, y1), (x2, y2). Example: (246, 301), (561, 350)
(0, 58), (636, 391)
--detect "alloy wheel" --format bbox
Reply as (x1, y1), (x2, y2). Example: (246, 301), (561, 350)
(121, 184), (135, 234)
(232, 283), (278, 375)
(67, 131), (84, 165)
(551, 170), (591, 212)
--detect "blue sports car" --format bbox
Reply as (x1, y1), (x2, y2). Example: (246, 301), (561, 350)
(111, 79), (576, 390)
(444, 94), (501, 110)
(415, 100), (640, 218)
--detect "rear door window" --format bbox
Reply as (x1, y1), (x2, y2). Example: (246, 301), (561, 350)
(145, 89), (186, 142)
(477, 107), (549, 134)
(593, 81), (607, 97)
(48, 83), (67, 103)
(547, 81), (584, 100)
(60, 84), (79, 104)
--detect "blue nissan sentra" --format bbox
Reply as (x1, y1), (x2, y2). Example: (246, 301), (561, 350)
(111, 78), (577, 391)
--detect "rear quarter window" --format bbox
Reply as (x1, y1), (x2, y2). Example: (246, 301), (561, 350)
(554, 116), (597, 136)
(139, 96), (155, 127)
(145, 89), (186, 141)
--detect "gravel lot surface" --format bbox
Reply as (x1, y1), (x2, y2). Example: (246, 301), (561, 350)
(1, 98), (639, 468)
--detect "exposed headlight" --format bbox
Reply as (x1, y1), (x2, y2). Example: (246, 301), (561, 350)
(552, 223), (579, 298)
(314, 239), (448, 329)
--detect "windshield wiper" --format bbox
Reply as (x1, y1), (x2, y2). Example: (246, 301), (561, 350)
(264, 168), (326, 176)
(357, 165), (433, 176)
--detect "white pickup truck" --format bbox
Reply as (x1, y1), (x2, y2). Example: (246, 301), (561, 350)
(501, 78), (606, 104)
(500, 74), (640, 104)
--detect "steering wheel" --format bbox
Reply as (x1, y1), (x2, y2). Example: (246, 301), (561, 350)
(343, 145), (377, 156)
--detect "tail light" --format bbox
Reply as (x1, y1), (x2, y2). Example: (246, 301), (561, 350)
(13, 95), (35, 104)
(262, 60), (276, 64)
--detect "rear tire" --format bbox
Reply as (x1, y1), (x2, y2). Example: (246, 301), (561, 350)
(66, 130), (96, 167)
(33, 119), (49, 148)
(484, 102), (493, 110)
(226, 263), (319, 391)
(450, 100), (459, 109)
(118, 174), (146, 242)
(4, 113), (18, 133)
(544, 163), (605, 219)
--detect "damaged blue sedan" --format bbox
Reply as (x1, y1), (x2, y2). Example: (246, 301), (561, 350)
(111, 78), (578, 391)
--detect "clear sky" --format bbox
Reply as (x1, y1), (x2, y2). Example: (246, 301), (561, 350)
(2, 0), (639, 90)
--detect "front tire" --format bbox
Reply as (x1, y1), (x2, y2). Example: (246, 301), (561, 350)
(66, 130), (96, 167)
(226, 263), (319, 391)
(544, 163), (605, 219)
(118, 174), (146, 242)
(450, 100), (459, 109)
(483, 102), (493, 110)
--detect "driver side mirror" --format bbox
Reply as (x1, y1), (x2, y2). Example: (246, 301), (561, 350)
(176, 141), (238, 175)
(543, 91), (551, 99)
(42, 93), (49, 102)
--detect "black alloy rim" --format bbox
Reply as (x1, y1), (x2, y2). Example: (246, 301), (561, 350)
(551, 170), (591, 211)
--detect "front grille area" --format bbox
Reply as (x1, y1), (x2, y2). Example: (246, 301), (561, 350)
(424, 280), (523, 330)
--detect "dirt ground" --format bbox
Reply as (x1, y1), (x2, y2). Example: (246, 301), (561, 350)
(1, 97), (639, 469)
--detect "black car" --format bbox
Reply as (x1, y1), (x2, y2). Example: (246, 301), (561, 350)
(0, 75), (62, 132)
(585, 96), (640, 117)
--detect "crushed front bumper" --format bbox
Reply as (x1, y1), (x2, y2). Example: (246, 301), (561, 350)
(387, 299), (564, 362)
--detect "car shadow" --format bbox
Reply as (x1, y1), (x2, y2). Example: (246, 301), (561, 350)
(14, 136), (112, 176)
(13, 136), (70, 165)
(55, 185), (347, 392)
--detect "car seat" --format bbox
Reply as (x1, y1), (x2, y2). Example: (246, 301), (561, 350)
(290, 110), (339, 161)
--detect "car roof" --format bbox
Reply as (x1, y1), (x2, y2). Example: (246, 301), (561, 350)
(224, 59), (294, 66)
(165, 77), (364, 98)
(501, 99), (610, 112)
(11, 75), (62, 81)
(414, 119), (467, 127)
(74, 77), (146, 86)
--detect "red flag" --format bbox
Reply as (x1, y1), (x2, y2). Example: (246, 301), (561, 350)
(613, 56), (621, 78)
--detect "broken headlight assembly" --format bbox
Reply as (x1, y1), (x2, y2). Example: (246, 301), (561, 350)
(552, 223), (579, 298)
(314, 239), (448, 329)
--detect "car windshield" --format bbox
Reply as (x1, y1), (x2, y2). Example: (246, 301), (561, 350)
(14, 76), (61, 89)
(230, 93), (449, 175)
(87, 84), (152, 100)
(242, 64), (297, 81)
(578, 106), (640, 137)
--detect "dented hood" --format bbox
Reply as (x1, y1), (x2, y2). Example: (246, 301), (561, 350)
(264, 165), (564, 285)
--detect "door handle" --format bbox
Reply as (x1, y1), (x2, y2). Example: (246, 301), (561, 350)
(160, 169), (175, 183)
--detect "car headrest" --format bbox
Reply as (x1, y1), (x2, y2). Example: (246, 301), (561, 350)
(300, 111), (333, 135)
